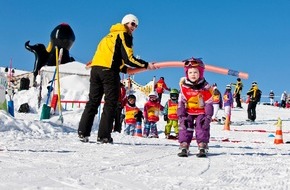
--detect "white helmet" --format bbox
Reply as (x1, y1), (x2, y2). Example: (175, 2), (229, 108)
(148, 91), (158, 98)
(226, 84), (231, 90)
(121, 14), (139, 25)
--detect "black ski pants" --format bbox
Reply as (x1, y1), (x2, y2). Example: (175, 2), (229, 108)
(247, 101), (257, 121)
(235, 93), (242, 108)
(113, 104), (123, 133)
(78, 66), (120, 138)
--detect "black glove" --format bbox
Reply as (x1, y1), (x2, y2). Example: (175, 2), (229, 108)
(164, 115), (168, 121)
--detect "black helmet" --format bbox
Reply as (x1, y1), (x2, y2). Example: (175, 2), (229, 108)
(127, 94), (136, 100)
(237, 78), (241, 82)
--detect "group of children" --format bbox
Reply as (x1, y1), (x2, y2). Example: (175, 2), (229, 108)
(117, 58), (264, 157)
(120, 90), (179, 139)
(116, 57), (214, 157)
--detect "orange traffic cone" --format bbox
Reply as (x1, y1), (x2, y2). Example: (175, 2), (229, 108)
(223, 115), (230, 131)
(274, 117), (284, 144)
(134, 122), (143, 137)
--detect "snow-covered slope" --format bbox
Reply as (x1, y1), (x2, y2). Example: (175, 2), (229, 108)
(1, 69), (290, 189)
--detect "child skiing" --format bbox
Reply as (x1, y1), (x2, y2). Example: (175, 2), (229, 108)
(222, 84), (234, 124)
(113, 82), (127, 132)
(143, 91), (163, 138)
(177, 58), (213, 157)
(154, 77), (170, 102)
(163, 88), (179, 139)
(211, 83), (223, 122)
(123, 94), (142, 136)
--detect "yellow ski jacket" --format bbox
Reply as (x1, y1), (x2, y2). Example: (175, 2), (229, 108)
(91, 23), (148, 73)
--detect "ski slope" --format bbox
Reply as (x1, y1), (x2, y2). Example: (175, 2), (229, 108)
(1, 69), (290, 189)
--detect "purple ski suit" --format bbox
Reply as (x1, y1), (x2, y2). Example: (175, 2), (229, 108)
(177, 78), (213, 146)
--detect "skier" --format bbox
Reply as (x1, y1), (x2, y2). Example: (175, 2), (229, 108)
(113, 82), (127, 133)
(143, 91), (163, 138)
(77, 14), (155, 143)
(222, 84), (234, 123)
(231, 78), (243, 108)
(154, 77), (170, 102)
(211, 83), (223, 122)
(123, 94), (142, 136)
(163, 88), (179, 139)
(269, 90), (275, 106)
(280, 91), (287, 108)
(177, 58), (213, 157)
(247, 81), (262, 122)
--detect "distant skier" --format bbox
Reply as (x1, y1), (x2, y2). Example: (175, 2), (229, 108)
(269, 90), (275, 106)
(231, 78), (243, 108)
(246, 81), (262, 122)
(211, 83), (223, 122)
(163, 88), (179, 139)
(222, 84), (234, 123)
(280, 91), (287, 108)
(113, 82), (127, 133)
(154, 77), (170, 102)
(143, 92), (163, 138)
(177, 58), (213, 157)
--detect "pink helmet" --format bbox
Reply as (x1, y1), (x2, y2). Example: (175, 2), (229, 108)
(183, 57), (205, 79)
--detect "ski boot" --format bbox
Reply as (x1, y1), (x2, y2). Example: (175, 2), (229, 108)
(165, 134), (170, 139)
(196, 142), (208, 158)
(97, 137), (113, 144)
(79, 135), (89, 143)
(178, 142), (189, 157)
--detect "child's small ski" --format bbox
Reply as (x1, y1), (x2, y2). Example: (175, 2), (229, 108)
(196, 149), (207, 158)
(177, 149), (189, 157)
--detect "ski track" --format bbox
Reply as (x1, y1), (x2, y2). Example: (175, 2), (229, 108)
(1, 135), (290, 190)
(0, 133), (217, 190)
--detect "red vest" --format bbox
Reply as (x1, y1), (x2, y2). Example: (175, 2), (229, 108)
(181, 85), (212, 115)
(167, 99), (178, 120)
(144, 101), (161, 122)
(124, 104), (139, 124)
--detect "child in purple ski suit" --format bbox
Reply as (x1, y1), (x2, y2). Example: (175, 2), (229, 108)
(177, 58), (213, 157)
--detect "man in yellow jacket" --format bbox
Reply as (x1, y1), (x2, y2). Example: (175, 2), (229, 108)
(78, 14), (155, 143)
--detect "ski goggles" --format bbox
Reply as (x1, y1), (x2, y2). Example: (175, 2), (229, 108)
(184, 58), (204, 68)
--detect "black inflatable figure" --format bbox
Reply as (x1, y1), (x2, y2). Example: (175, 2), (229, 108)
(25, 23), (75, 85)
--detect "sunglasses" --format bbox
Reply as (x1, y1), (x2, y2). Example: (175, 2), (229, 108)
(130, 22), (138, 28)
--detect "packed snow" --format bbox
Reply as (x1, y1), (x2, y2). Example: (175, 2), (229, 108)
(1, 64), (290, 190)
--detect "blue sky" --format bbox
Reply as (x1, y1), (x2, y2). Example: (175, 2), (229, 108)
(1, 0), (290, 101)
